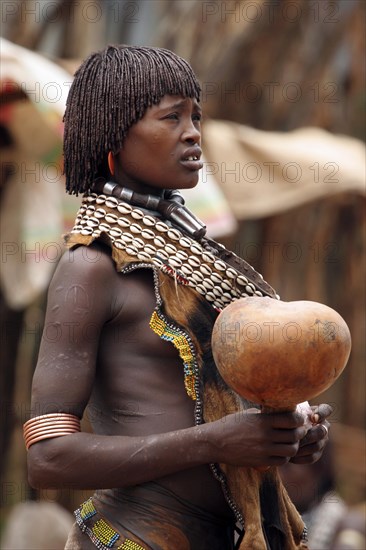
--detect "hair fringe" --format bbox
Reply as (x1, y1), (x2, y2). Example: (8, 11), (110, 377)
(63, 45), (201, 195)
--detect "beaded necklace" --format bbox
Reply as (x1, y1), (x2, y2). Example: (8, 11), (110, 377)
(69, 191), (277, 313)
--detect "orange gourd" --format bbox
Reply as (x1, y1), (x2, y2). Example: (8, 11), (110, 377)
(211, 297), (351, 409)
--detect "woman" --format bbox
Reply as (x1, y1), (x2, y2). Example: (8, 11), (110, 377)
(25, 45), (331, 550)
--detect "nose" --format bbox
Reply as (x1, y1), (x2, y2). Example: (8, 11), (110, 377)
(181, 118), (201, 144)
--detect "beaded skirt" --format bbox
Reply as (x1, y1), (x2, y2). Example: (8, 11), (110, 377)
(69, 483), (235, 550)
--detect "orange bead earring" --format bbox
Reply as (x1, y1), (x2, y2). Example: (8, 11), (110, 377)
(108, 152), (115, 176)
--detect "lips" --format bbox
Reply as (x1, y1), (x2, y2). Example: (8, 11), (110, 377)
(180, 147), (203, 171)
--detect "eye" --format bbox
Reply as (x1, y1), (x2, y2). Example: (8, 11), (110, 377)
(192, 112), (202, 123)
(165, 113), (179, 120)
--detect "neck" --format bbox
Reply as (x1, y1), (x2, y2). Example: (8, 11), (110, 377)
(92, 178), (206, 240)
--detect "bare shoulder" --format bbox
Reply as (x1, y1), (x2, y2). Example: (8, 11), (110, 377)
(53, 242), (118, 286)
(50, 241), (158, 329)
(49, 242), (125, 320)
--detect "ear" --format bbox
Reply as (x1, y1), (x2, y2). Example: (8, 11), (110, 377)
(108, 152), (115, 176)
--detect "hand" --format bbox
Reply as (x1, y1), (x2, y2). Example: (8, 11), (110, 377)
(210, 408), (307, 469)
(290, 403), (333, 464)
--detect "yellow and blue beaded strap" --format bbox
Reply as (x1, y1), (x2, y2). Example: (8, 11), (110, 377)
(80, 498), (97, 520)
(92, 518), (119, 547)
(149, 310), (198, 400)
(75, 498), (146, 550)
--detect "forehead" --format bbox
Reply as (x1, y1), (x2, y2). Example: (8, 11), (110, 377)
(150, 94), (201, 112)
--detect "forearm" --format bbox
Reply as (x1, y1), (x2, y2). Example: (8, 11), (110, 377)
(28, 425), (215, 489)
(27, 407), (317, 489)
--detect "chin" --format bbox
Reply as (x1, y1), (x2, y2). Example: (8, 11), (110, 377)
(181, 177), (200, 189)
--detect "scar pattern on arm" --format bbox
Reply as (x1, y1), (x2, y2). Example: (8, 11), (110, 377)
(65, 284), (90, 317)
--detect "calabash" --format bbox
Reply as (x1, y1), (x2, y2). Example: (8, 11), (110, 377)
(211, 297), (351, 409)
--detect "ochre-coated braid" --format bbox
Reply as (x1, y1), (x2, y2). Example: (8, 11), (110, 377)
(63, 46), (201, 196)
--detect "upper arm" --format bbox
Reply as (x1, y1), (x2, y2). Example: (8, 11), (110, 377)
(31, 244), (119, 418)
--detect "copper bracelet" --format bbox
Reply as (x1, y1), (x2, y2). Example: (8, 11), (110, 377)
(24, 423), (80, 440)
(23, 413), (81, 450)
(24, 418), (80, 434)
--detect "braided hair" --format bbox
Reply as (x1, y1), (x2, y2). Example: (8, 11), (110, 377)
(63, 45), (201, 195)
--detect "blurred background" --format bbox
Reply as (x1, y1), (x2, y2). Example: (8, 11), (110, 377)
(1, 0), (365, 548)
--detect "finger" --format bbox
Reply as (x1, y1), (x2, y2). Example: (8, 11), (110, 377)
(271, 426), (307, 444)
(290, 450), (323, 465)
(320, 424), (329, 438)
(295, 439), (326, 458)
(299, 422), (330, 447)
(269, 442), (300, 458)
(310, 403), (333, 424)
(268, 456), (292, 467)
(265, 411), (305, 429)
